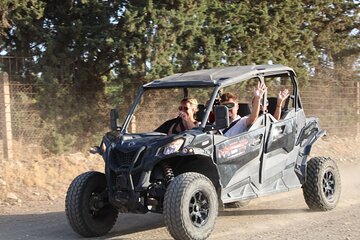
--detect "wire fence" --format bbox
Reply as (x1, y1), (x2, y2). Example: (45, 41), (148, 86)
(301, 81), (360, 137)
(0, 57), (359, 161)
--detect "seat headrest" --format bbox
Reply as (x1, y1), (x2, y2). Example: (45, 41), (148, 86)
(196, 104), (206, 122)
(267, 97), (278, 116)
(238, 103), (251, 117)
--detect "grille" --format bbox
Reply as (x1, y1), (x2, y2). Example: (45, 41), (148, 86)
(114, 151), (136, 167)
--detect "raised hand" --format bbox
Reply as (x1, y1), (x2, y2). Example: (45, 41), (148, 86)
(178, 111), (189, 121)
(278, 89), (290, 102)
(178, 110), (196, 130)
(254, 81), (267, 98)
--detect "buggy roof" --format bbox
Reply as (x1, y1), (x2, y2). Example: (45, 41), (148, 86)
(143, 64), (295, 89)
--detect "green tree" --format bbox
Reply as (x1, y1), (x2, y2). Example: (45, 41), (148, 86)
(305, 0), (359, 65)
(0, 0), (44, 54)
(2, 0), (127, 152)
(0, 0), (358, 152)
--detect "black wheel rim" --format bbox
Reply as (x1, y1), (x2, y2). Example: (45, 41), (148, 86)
(89, 193), (102, 215)
(189, 190), (210, 228)
(323, 170), (335, 201)
(88, 191), (112, 220)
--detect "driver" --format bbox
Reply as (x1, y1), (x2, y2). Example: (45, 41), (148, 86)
(155, 97), (199, 135)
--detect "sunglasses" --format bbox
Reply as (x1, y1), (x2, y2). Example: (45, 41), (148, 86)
(221, 102), (236, 109)
(178, 106), (190, 111)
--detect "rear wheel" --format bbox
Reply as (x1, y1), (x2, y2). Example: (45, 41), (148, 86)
(302, 157), (341, 211)
(164, 172), (218, 240)
(65, 171), (118, 237)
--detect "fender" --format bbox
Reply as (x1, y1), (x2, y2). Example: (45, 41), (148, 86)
(294, 118), (326, 184)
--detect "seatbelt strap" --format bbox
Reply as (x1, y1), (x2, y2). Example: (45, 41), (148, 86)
(222, 118), (240, 134)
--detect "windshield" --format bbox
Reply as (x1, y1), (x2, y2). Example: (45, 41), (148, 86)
(124, 87), (214, 134)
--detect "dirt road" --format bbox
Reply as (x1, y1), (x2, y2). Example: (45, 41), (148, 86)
(0, 163), (359, 240)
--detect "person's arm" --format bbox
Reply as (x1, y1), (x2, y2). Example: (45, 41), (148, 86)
(179, 111), (197, 130)
(246, 81), (267, 127)
(274, 89), (290, 120)
(154, 118), (175, 133)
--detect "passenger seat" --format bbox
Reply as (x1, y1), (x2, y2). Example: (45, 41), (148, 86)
(238, 103), (251, 117)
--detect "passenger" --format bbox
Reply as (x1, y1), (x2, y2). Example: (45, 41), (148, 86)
(155, 97), (199, 135)
(220, 82), (267, 137)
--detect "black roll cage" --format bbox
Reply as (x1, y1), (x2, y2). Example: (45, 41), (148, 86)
(120, 67), (300, 134)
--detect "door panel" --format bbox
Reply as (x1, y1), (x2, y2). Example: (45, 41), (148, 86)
(261, 116), (296, 183)
(215, 126), (265, 195)
(265, 117), (296, 153)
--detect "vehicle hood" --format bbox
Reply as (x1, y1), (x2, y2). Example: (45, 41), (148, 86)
(115, 134), (173, 153)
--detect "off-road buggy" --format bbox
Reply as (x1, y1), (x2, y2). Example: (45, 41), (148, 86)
(65, 65), (341, 240)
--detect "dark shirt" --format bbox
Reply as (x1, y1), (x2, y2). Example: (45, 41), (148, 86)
(155, 117), (185, 134)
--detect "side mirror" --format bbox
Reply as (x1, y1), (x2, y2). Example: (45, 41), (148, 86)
(110, 109), (120, 131)
(214, 105), (229, 130)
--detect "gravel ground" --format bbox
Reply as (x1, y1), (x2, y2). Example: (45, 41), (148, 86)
(0, 136), (359, 240)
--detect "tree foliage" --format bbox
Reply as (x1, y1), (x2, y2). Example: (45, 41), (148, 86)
(0, 0), (358, 152)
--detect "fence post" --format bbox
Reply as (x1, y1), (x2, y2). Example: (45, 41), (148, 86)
(357, 81), (360, 138)
(130, 115), (136, 133)
(0, 72), (13, 161)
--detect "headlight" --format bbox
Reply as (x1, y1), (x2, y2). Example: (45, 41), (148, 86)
(101, 142), (107, 153)
(163, 139), (185, 155)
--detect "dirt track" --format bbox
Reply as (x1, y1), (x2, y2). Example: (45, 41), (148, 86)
(0, 162), (359, 240)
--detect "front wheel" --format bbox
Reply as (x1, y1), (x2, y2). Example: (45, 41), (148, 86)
(302, 157), (341, 211)
(65, 171), (118, 237)
(164, 172), (218, 240)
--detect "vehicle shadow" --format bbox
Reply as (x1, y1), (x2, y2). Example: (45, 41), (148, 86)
(0, 211), (165, 240)
(0, 211), (78, 240)
(0, 208), (311, 239)
(104, 212), (165, 239)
